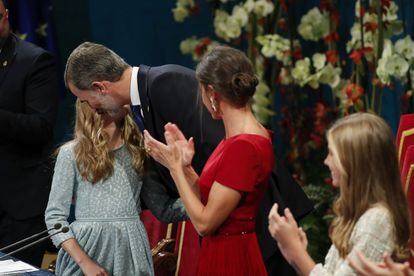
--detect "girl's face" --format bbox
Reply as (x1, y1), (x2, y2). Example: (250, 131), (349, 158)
(324, 141), (342, 188)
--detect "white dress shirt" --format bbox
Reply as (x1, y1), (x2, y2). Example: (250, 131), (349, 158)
(130, 66), (144, 117)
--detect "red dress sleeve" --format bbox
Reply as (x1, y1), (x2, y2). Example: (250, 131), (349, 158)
(214, 138), (260, 192)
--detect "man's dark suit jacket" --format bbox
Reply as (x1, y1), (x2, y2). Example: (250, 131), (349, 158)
(137, 64), (314, 274)
(0, 33), (58, 220)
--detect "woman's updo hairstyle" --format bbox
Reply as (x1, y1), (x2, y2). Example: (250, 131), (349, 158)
(196, 46), (259, 107)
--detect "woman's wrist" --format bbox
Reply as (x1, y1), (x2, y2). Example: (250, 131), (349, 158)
(182, 164), (194, 175)
(170, 164), (184, 177)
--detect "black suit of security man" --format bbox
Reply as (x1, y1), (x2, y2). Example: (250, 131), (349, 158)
(0, 32), (58, 266)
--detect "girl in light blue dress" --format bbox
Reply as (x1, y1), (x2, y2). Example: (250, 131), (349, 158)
(45, 100), (186, 276)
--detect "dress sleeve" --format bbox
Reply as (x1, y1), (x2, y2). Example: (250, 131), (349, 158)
(214, 139), (260, 192)
(310, 206), (395, 276)
(44, 144), (77, 247)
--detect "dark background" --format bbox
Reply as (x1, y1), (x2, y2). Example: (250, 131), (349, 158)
(6, 0), (414, 144)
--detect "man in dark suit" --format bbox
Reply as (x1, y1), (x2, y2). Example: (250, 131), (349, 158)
(0, 0), (58, 267)
(65, 42), (313, 274)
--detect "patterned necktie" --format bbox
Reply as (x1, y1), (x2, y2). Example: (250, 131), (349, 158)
(130, 104), (145, 133)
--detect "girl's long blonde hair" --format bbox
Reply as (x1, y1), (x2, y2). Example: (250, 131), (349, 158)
(329, 113), (410, 260)
(71, 100), (147, 183)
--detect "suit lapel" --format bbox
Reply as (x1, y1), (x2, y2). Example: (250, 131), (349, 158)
(137, 64), (155, 135)
(0, 34), (17, 89)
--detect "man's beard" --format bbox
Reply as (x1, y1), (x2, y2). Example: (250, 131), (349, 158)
(107, 109), (127, 119)
(95, 103), (126, 119)
(98, 108), (128, 125)
(98, 96), (122, 115)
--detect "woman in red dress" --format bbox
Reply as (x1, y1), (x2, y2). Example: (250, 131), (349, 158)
(144, 46), (273, 275)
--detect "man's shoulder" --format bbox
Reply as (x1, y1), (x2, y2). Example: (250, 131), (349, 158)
(157, 64), (195, 74)
(143, 64), (196, 80)
(14, 34), (51, 60)
(138, 64), (198, 98)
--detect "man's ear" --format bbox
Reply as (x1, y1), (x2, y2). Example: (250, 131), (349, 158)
(91, 81), (107, 95)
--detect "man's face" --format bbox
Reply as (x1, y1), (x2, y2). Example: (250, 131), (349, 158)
(68, 82), (122, 115)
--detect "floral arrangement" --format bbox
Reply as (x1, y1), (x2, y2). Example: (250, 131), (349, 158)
(377, 37), (414, 85)
(172, 0), (197, 22)
(298, 7), (330, 42)
(172, 0), (414, 261)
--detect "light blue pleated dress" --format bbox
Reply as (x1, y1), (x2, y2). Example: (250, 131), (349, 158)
(45, 143), (186, 276)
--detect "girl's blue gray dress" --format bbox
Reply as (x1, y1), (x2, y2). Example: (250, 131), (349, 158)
(44, 143), (186, 276)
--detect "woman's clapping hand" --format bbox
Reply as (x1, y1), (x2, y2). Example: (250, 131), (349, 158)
(143, 123), (194, 170)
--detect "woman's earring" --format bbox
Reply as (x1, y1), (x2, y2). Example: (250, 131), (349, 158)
(210, 97), (217, 112)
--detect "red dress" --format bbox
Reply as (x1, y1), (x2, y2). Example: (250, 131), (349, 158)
(197, 134), (274, 276)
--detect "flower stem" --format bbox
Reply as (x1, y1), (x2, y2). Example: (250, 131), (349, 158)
(373, 0), (384, 114)
(371, 83), (376, 111)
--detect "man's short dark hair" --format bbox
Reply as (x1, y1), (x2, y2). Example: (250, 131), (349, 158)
(65, 42), (130, 90)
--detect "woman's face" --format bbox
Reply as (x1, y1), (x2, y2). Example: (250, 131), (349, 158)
(324, 141), (342, 188)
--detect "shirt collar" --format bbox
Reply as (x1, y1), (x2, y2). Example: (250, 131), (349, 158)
(130, 66), (141, 106)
